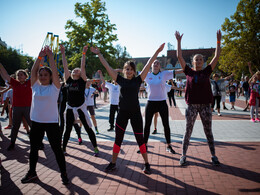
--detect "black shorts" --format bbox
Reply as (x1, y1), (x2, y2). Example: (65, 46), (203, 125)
(87, 106), (95, 116)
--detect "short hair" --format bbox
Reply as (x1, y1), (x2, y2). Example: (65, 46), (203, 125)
(192, 54), (204, 61)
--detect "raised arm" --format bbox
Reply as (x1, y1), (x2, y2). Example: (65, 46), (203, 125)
(0, 63), (11, 83)
(97, 70), (105, 83)
(31, 48), (46, 86)
(140, 43), (165, 81)
(248, 62), (254, 76)
(209, 30), (222, 70)
(175, 31), (186, 70)
(223, 73), (234, 81)
(46, 46), (61, 88)
(60, 45), (71, 81)
(91, 47), (118, 81)
(80, 45), (88, 81)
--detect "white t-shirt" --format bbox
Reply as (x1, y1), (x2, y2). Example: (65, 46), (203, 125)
(105, 82), (120, 105)
(30, 82), (60, 123)
(84, 87), (96, 106)
(6, 89), (13, 105)
(145, 71), (173, 101)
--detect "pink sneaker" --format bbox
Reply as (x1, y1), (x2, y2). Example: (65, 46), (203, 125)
(251, 118), (255, 122)
(255, 118), (260, 122)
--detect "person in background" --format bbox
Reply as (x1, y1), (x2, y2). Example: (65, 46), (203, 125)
(98, 70), (120, 132)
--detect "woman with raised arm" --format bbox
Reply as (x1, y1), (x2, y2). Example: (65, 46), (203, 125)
(21, 46), (69, 185)
(0, 64), (32, 151)
(175, 30), (222, 166)
(91, 43), (165, 174)
(141, 60), (183, 154)
(60, 45), (99, 156)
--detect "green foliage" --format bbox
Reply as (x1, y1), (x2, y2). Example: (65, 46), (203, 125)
(136, 62), (144, 72)
(0, 45), (34, 85)
(220, 0), (260, 78)
(64, 0), (118, 77)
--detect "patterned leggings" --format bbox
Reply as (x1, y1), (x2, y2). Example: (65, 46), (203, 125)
(182, 104), (215, 156)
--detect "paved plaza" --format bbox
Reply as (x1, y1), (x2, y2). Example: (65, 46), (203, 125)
(0, 96), (260, 194)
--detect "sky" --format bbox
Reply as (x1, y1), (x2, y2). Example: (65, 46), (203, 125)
(0, 0), (240, 58)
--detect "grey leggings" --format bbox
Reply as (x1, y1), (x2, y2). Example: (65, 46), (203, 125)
(250, 98), (259, 119)
(11, 106), (31, 144)
(182, 104), (215, 156)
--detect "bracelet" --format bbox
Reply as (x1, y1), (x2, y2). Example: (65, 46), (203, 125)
(217, 41), (221, 44)
(82, 52), (86, 55)
(38, 56), (42, 60)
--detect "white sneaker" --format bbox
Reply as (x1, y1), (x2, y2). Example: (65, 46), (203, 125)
(218, 113), (222, 116)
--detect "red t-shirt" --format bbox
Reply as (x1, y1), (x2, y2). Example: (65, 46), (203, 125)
(184, 65), (213, 105)
(10, 78), (32, 107)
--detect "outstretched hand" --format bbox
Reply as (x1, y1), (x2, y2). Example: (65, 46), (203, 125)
(90, 46), (100, 55)
(217, 30), (222, 42)
(175, 31), (183, 42)
(97, 70), (102, 75)
(83, 45), (88, 53)
(60, 45), (65, 54)
(45, 46), (53, 57)
(157, 43), (165, 53)
(39, 47), (46, 57)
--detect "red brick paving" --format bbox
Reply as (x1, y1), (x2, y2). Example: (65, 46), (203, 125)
(1, 139), (260, 195)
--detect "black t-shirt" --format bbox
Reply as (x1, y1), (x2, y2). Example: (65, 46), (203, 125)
(66, 77), (86, 107)
(116, 74), (142, 111)
(242, 81), (249, 92)
(229, 85), (236, 96)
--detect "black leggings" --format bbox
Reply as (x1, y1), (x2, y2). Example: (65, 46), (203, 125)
(144, 100), (171, 144)
(168, 91), (176, 107)
(59, 102), (81, 139)
(113, 109), (146, 154)
(29, 121), (66, 174)
(109, 104), (119, 128)
(63, 109), (97, 151)
(211, 96), (221, 109)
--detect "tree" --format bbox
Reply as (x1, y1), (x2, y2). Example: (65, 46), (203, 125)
(219, 0), (260, 78)
(64, 0), (118, 77)
(136, 62), (144, 72)
(0, 45), (34, 85)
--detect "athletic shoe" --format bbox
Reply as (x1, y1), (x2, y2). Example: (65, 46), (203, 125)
(94, 148), (99, 157)
(143, 163), (151, 174)
(7, 143), (15, 151)
(255, 118), (260, 122)
(211, 156), (220, 166)
(152, 129), (157, 134)
(4, 125), (12, 129)
(251, 118), (255, 123)
(61, 173), (69, 185)
(21, 171), (38, 183)
(179, 156), (187, 166)
(105, 162), (116, 172)
(78, 138), (82, 145)
(107, 127), (114, 131)
(166, 145), (176, 154)
(218, 113), (222, 116)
